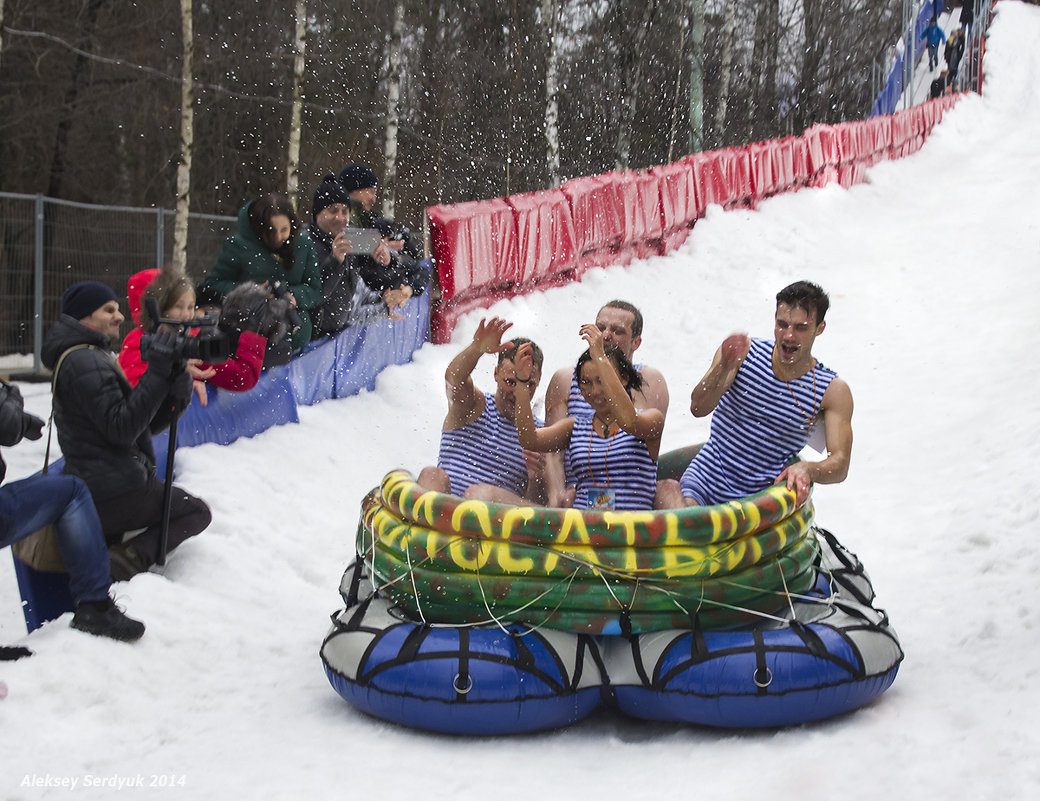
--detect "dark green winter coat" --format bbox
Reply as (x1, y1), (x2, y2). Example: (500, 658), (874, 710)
(205, 202), (322, 350)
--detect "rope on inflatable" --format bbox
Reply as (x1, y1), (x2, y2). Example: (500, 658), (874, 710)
(357, 470), (821, 634)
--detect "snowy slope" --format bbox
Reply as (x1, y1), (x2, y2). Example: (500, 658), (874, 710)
(2, 2), (1039, 799)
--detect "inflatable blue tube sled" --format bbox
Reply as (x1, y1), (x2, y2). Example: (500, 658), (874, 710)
(320, 563), (607, 735)
(604, 529), (903, 728)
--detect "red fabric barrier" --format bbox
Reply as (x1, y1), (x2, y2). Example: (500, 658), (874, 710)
(749, 140), (780, 199)
(635, 169), (666, 239)
(604, 170), (664, 245)
(561, 174), (625, 253)
(789, 136), (811, 185)
(427, 198), (518, 302)
(805, 124), (841, 173)
(507, 188), (579, 286)
(650, 160), (698, 230)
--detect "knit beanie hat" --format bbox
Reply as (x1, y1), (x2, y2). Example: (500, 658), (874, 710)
(61, 281), (119, 320)
(338, 163), (379, 194)
(311, 173), (352, 219)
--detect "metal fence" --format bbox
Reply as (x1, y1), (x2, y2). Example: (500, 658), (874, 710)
(0, 192), (237, 374)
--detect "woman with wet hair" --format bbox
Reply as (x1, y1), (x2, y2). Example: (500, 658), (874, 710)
(511, 324), (664, 511)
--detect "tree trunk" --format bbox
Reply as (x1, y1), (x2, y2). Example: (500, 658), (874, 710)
(47, 0), (108, 200)
(713, 0), (736, 148)
(615, 0), (659, 170)
(688, 0), (705, 154)
(286, 0), (306, 208)
(541, 0), (561, 187)
(667, 7), (688, 163)
(172, 0), (194, 272)
(382, 0), (405, 220)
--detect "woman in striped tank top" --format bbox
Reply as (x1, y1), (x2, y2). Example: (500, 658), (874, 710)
(512, 324), (664, 511)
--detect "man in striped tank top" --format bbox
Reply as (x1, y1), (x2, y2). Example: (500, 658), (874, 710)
(657, 281), (853, 508)
(542, 300), (669, 506)
(417, 317), (545, 501)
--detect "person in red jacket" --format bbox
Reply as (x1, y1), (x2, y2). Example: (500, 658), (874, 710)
(119, 267), (267, 403)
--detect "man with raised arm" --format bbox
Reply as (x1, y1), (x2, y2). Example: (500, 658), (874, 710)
(657, 280), (853, 508)
(417, 317), (545, 501)
(542, 300), (669, 506)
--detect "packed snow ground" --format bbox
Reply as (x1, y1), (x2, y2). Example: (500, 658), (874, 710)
(2, 3), (1039, 798)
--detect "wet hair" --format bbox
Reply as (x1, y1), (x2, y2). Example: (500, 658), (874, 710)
(601, 299), (643, 338)
(775, 281), (830, 324)
(575, 342), (643, 395)
(248, 192), (300, 272)
(498, 337), (543, 372)
(142, 266), (195, 332)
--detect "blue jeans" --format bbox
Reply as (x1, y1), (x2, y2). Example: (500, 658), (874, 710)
(1, 473), (110, 604)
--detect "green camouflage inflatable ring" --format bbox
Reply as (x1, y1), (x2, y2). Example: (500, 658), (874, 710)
(357, 468), (819, 635)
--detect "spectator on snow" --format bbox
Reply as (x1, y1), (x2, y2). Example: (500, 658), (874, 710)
(2, 378), (145, 652)
(921, 16), (947, 71)
(930, 70), (948, 99)
(41, 281), (211, 581)
(204, 192), (322, 355)
(119, 266), (288, 403)
(960, 1), (977, 38)
(945, 28), (966, 88)
(417, 318), (546, 503)
(305, 174), (412, 338)
(337, 163), (431, 297)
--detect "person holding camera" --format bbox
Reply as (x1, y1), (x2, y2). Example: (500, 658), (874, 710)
(41, 281), (211, 581)
(118, 266), (286, 403)
(306, 174), (412, 338)
(203, 192), (322, 354)
(2, 378), (145, 655)
(337, 163), (431, 298)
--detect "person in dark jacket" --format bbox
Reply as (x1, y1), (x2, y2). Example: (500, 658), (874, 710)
(337, 163), (431, 297)
(960, 0), (977, 37)
(40, 281), (211, 581)
(1, 379), (145, 652)
(945, 28), (966, 87)
(306, 174), (412, 338)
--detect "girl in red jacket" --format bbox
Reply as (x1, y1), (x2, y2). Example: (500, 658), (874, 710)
(119, 267), (267, 405)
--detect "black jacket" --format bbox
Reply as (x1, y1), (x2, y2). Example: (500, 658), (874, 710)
(40, 315), (180, 502)
(307, 222), (390, 336)
(0, 380), (30, 485)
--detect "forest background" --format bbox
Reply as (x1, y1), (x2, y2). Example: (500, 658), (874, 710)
(0, 0), (903, 234)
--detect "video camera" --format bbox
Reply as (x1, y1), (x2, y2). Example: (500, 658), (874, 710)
(140, 298), (231, 365)
(268, 280), (302, 333)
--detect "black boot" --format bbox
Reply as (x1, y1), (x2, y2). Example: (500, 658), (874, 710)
(108, 542), (148, 582)
(71, 597), (146, 642)
(0, 645), (33, 661)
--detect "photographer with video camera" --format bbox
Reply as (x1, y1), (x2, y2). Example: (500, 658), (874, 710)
(41, 281), (211, 581)
(119, 267), (289, 404)
(203, 192), (321, 356)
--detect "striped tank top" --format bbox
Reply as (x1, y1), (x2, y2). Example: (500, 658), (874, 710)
(680, 337), (836, 505)
(566, 413), (657, 510)
(564, 363), (645, 487)
(438, 392), (536, 497)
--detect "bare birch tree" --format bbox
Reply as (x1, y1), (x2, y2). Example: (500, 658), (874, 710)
(688, 0), (705, 154)
(382, 0), (406, 219)
(712, 0), (736, 147)
(541, 0), (562, 187)
(614, 0), (660, 170)
(172, 0), (194, 272)
(286, 0), (306, 208)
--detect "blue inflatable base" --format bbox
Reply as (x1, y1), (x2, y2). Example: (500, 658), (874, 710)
(324, 667), (602, 735)
(612, 667), (900, 729)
